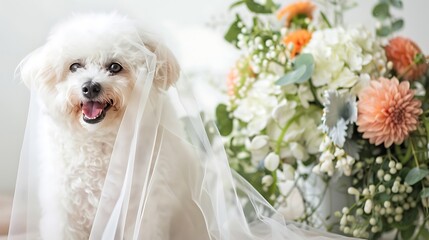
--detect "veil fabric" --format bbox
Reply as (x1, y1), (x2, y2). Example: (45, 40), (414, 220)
(8, 19), (353, 239)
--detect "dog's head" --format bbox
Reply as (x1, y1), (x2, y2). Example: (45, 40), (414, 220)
(20, 13), (179, 132)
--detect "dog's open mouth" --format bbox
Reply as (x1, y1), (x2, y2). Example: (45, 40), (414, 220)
(81, 100), (112, 124)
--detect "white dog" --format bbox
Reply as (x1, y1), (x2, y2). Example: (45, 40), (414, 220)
(19, 13), (211, 239)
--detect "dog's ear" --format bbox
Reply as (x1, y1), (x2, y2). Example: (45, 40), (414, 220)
(144, 40), (180, 90)
(19, 45), (58, 91)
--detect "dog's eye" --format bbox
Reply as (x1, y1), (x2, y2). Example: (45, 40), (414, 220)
(70, 63), (83, 72)
(108, 63), (123, 74)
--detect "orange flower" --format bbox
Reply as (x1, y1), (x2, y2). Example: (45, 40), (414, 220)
(385, 37), (428, 81)
(277, 1), (316, 26)
(283, 30), (312, 58)
(357, 77), (422, 148)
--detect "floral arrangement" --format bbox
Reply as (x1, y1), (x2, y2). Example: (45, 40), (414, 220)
(215, 0), (429, 239)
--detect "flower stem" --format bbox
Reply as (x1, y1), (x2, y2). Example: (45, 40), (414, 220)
(275, 112), (304, 154)
(410, 139), (420, 167)
(320, 11), (332, 28)
(309, 80), (324, 108)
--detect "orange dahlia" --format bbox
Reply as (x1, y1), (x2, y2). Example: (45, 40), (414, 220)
(277, 1), (316, 26)
(283, 29), (312, 58)
(357, 77), (422, 148)
(385, 37), (428, 81)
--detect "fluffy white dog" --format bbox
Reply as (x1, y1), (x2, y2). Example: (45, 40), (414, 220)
(19, 13), (207, 239)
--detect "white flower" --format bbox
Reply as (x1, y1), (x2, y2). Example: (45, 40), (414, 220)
(320, 156), (334, 176)
(264, 152), (280, 171)
(247, 117), (268, 136)
(277, 187), (305, 220)
(271, 99), (297, 126)
(233, 77), (280, 130)
(303, 27), (386, 91)
(289, 142), (309, 161)
(297, 84), (314, 109)
(262, 175), (274, 187)
(248, 135), (269, 150)
(334, 148), (345, 157)
(319, 136), (332, 152)
(278, 180), (294, 196)
(247, 135), (270, 165)
(320, 151), (335, 162)
(277, 163), (295, 181)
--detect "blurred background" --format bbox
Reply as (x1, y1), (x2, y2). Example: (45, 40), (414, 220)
(1, 0), (428, 196)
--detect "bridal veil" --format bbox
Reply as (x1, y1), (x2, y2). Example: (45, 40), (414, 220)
(8, 14), (351, 240)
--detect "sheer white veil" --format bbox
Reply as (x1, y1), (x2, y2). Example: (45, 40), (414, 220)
(8, 13), (353, 240)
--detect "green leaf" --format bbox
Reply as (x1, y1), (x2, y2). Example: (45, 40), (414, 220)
(391, 19), (404, 32)
(244, 0), (277, 14)
(424, 117), (429, 145)
(389, 0), (403, 9)
(405, 167), (429, 185)
(375, 193), (390, 202)
(215, 104), (233, 136)
(403, 207), (418, 224)
(401, 225), (416, 240)
(376, 25), (392, 37)
(372, 2), (390, 20)
(275, 53), (314, 86)
(229, 0), (245, 10)
(421, 187), (429, 198)
(420, 227), (429, 240)
(414, 53), (425, 65)
(224, 15), (243, 46)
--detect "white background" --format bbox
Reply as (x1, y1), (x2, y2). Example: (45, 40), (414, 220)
(1, 0), (428, 195)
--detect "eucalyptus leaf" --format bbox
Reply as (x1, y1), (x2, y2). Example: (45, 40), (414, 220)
(372, 2), (390, 20)
(391, 19), (404, 32)
(405, 167), (429, 185)
(421, 187), (429, 198)
(276, 53), (314, 86)
(216, 104), (233, 136)
(275, 65), (307, 85)
(295, 53), (315, 71)
(376, 25), (392, 37)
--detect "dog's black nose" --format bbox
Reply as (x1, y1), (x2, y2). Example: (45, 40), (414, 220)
(82, 81), (102, 99)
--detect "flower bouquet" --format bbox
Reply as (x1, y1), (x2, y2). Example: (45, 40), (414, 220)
(215, 0), (429, 239)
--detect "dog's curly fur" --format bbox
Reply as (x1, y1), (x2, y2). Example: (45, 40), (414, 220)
(20, 13), (181, 239)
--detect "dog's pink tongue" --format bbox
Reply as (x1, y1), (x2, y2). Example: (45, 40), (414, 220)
(82, 101), (104, 118)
